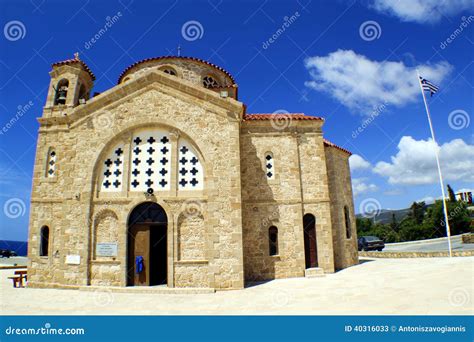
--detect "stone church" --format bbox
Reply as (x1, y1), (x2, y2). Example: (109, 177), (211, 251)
(27, 54), (358, 290)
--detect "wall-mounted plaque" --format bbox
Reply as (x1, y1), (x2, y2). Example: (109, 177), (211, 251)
(96, 243), (118, 257)
(65, 255), (81, 265)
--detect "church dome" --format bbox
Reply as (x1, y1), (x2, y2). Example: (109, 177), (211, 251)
(117, 56), (236, 89)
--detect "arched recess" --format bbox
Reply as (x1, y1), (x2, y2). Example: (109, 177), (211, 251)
(54, 79), (69, 105)
(77, 83), (89, 104)
(177, 211), (205, 261)
(93, 209), (119, 260)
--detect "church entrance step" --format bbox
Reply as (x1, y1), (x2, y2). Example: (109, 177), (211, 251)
(79, 285), (215, 294)
(304, 267), (325, 278)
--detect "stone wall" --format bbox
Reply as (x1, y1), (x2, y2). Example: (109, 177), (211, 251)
(240, 121), (336, 282)
(298, 133), (335, 273)
(178, 213), (206, 261)
(325, 147), (358, 270)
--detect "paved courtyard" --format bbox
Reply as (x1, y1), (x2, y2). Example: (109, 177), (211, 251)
(1, 257), (472, 315)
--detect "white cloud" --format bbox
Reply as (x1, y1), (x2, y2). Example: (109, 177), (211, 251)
(373, 136), (474, 185)
(416, 196), (436, 204)
(456, 188), (473, 193)
(370, 0), (474, 23)
(304, 50), (452, 113)
(352, 178), (378, 197)
(384, 189), (403, 196)
(349, 154), (371, 171)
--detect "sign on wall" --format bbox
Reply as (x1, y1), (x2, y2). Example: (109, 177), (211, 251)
(96, 243), (118, 257)
(65, 255), (81, 265)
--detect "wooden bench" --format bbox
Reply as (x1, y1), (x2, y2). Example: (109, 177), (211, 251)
(8, 270), (27, 288)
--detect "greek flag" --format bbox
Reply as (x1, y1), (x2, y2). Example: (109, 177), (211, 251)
(419, 77), (439, 96)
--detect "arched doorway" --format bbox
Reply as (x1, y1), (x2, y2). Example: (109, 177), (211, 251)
(303, 214), (318, 268)
(127, 202), (167, 286)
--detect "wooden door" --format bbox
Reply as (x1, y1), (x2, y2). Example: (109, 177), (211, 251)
(303, 214), (318, 268)
(128, 224), (150, 286)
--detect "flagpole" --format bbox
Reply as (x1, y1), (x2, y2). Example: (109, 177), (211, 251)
(416, 70), (452, 257)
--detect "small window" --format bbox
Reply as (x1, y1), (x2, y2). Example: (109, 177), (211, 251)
(54, 79), (69, 105)
(161, 68), (177, 76)
(46, 149), (57, 178)
(40, 226), (49, 256)
(344, 206), (351, 239)
(269, 226), (278, 256)
(202, 75), (219, 88)
(265, 152), (275, 179)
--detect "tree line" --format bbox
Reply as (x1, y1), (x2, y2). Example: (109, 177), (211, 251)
(356, 185), (473, 243)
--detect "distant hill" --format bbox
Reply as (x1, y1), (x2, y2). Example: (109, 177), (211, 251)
(0, 240), (28, 256)
(356, 204), (435, 224)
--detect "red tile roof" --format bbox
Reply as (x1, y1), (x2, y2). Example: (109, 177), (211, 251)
(118, 56), (236, 84)
(243, 114), (350, 154)
(51, 58), (95, 81)
(243, 113), (324, 121)
(323, 139), (352, 155)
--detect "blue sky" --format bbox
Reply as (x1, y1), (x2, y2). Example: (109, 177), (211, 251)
(0, 0), (473, 241)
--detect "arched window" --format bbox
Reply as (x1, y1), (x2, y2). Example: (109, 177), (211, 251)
(159, 66), (177, 76)
(77, 84), (88, 104)
(202, 75), (220, 88)
(98, 128), (204, 193)
(39, 226), (49, 256)
(264, 152), (275, 179)
(269, 226), (278, 256)
(54, 79), (69, 105)
(344, 206), (351, 239)
(46, 148), (57, 178)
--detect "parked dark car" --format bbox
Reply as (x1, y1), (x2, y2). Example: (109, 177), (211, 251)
(358, 236), (385, 251)
(0, 249), (18, 258)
